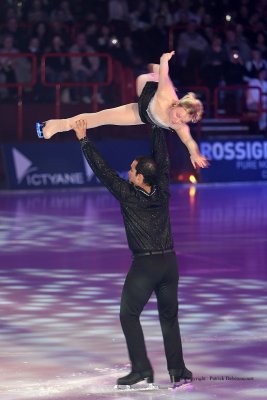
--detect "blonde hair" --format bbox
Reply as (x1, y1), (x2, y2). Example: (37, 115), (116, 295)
(172, 92), (203, 123)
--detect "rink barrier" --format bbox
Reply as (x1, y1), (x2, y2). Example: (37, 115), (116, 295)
(213, 85), (264, 120)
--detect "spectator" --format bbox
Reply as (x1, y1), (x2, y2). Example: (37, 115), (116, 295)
(201, 12), (214, 30)
(0, 35), (18, 99)
(202, 25), (215, 45)
(45, 35), (69, 83)
(223, 47), (247, 114)
(44, 35), (70, 103)
(26, 36), (42, 101)
(168, 0), (180, 15)
(85, 19), (99, 49)
(147, 15), (169, 63)
(96, 25), (113, 53)
(255, 32), (267, 58)
(245, 48), (267, 79)
(176, 19), (208, 67)
(201, 36), (227, 91)
(224, 27), (251, 63)
(173, 1), (197, 25)
(27, 0), (48, 23)
(246, 67), (267, 131)
(236, 23), (251, 54)
(194, 5), (208, 26)
(32, 21), (51, 52)
(60, 0), (74, 24)
(1, 17), (27, 51)
(50, 20), (70, 43)
(50, 0), (74, 26)
(4, 7), (18, 22)
(247, 12), (265, 43)
(27, 36), (41, 57)
(113, 35), (145, 75)
(176, 19), (208, 84)
(129, 0), (151, 31)
(69, 32), (103, 104)
(223, 47), (247, 85)
(0, 34), (30, 97)
(151, 1), (174, 27)
(236, 4), (250, 27)
(108, 0), (129, 23)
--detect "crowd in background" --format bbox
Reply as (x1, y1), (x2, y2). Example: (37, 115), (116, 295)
(1, 0), (267, 126)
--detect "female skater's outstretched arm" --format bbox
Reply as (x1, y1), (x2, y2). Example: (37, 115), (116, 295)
(148, 52), (208, 167)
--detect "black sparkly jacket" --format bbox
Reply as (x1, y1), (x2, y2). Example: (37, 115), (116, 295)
(80, 127), (173, 254)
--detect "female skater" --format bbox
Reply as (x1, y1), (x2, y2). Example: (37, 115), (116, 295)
(36, 51), (208, 169)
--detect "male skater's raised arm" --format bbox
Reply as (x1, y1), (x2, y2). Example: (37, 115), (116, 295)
(74, 120), (131, 201)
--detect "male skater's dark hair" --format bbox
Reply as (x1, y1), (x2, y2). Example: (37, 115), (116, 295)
(135, 156), (157, 186)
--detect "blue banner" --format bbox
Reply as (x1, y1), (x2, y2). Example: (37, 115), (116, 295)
(2, 139), (150, 190)
(200, 138), (267, 182)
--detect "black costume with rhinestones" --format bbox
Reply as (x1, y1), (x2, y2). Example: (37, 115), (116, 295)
(138, 81), (176, 133)
(80, 127), (186, 375)
(80, 127), (173, 254)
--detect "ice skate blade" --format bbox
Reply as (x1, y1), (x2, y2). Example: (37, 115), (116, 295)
(36, 122), (46, 139)
(114, 383), (159, 391)
(114, 384), (131, 391)
(170, 381), (193, 391)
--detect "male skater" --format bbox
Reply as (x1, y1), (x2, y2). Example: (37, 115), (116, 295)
(72, 119), (192, 387)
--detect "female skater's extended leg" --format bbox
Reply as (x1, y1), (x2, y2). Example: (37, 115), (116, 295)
(37, 67), (159, 139)
(37, 103), (143, 139)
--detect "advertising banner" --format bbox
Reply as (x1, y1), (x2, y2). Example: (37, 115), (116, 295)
(200, 138), (267, 182)
(2, 139), (150, 190)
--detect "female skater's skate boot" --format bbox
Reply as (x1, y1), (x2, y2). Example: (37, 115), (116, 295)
(116, 369), (154, 388)
(169, 367), (192, 385)
(36, 122), (46, 138)
(36, 119), (69, 139)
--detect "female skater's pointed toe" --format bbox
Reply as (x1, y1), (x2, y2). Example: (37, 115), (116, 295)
(36, 122), (46, 139)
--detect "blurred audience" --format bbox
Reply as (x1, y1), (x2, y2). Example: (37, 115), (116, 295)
(129, 0), (150, 31)
(254, 32), (267, 57)
(1, 0), (267, 117)
(69, 32), (103, 104)
(245, 48), (267, 79)
(31, 21), (50, 52)
(108, 0), (129, 23)
(176, 18), (208, 84)
(147, 15), (169, 63)
(224, 27), (251, 63)
(0, 34), (18, 99)
(201, 36), (227, 92)
(50, 1), (74, 25)
(1, 17), (27, 50)
(45, 35), (69, 83)
(27, 0), (48, 23)
(223, 47), (247, 115)
(246, 67), (267, 131)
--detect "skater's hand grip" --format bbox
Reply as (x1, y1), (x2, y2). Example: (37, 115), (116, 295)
(71, 119), (87, 140)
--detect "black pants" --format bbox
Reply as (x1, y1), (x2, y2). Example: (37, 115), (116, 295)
(120, 252), (185, 372)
